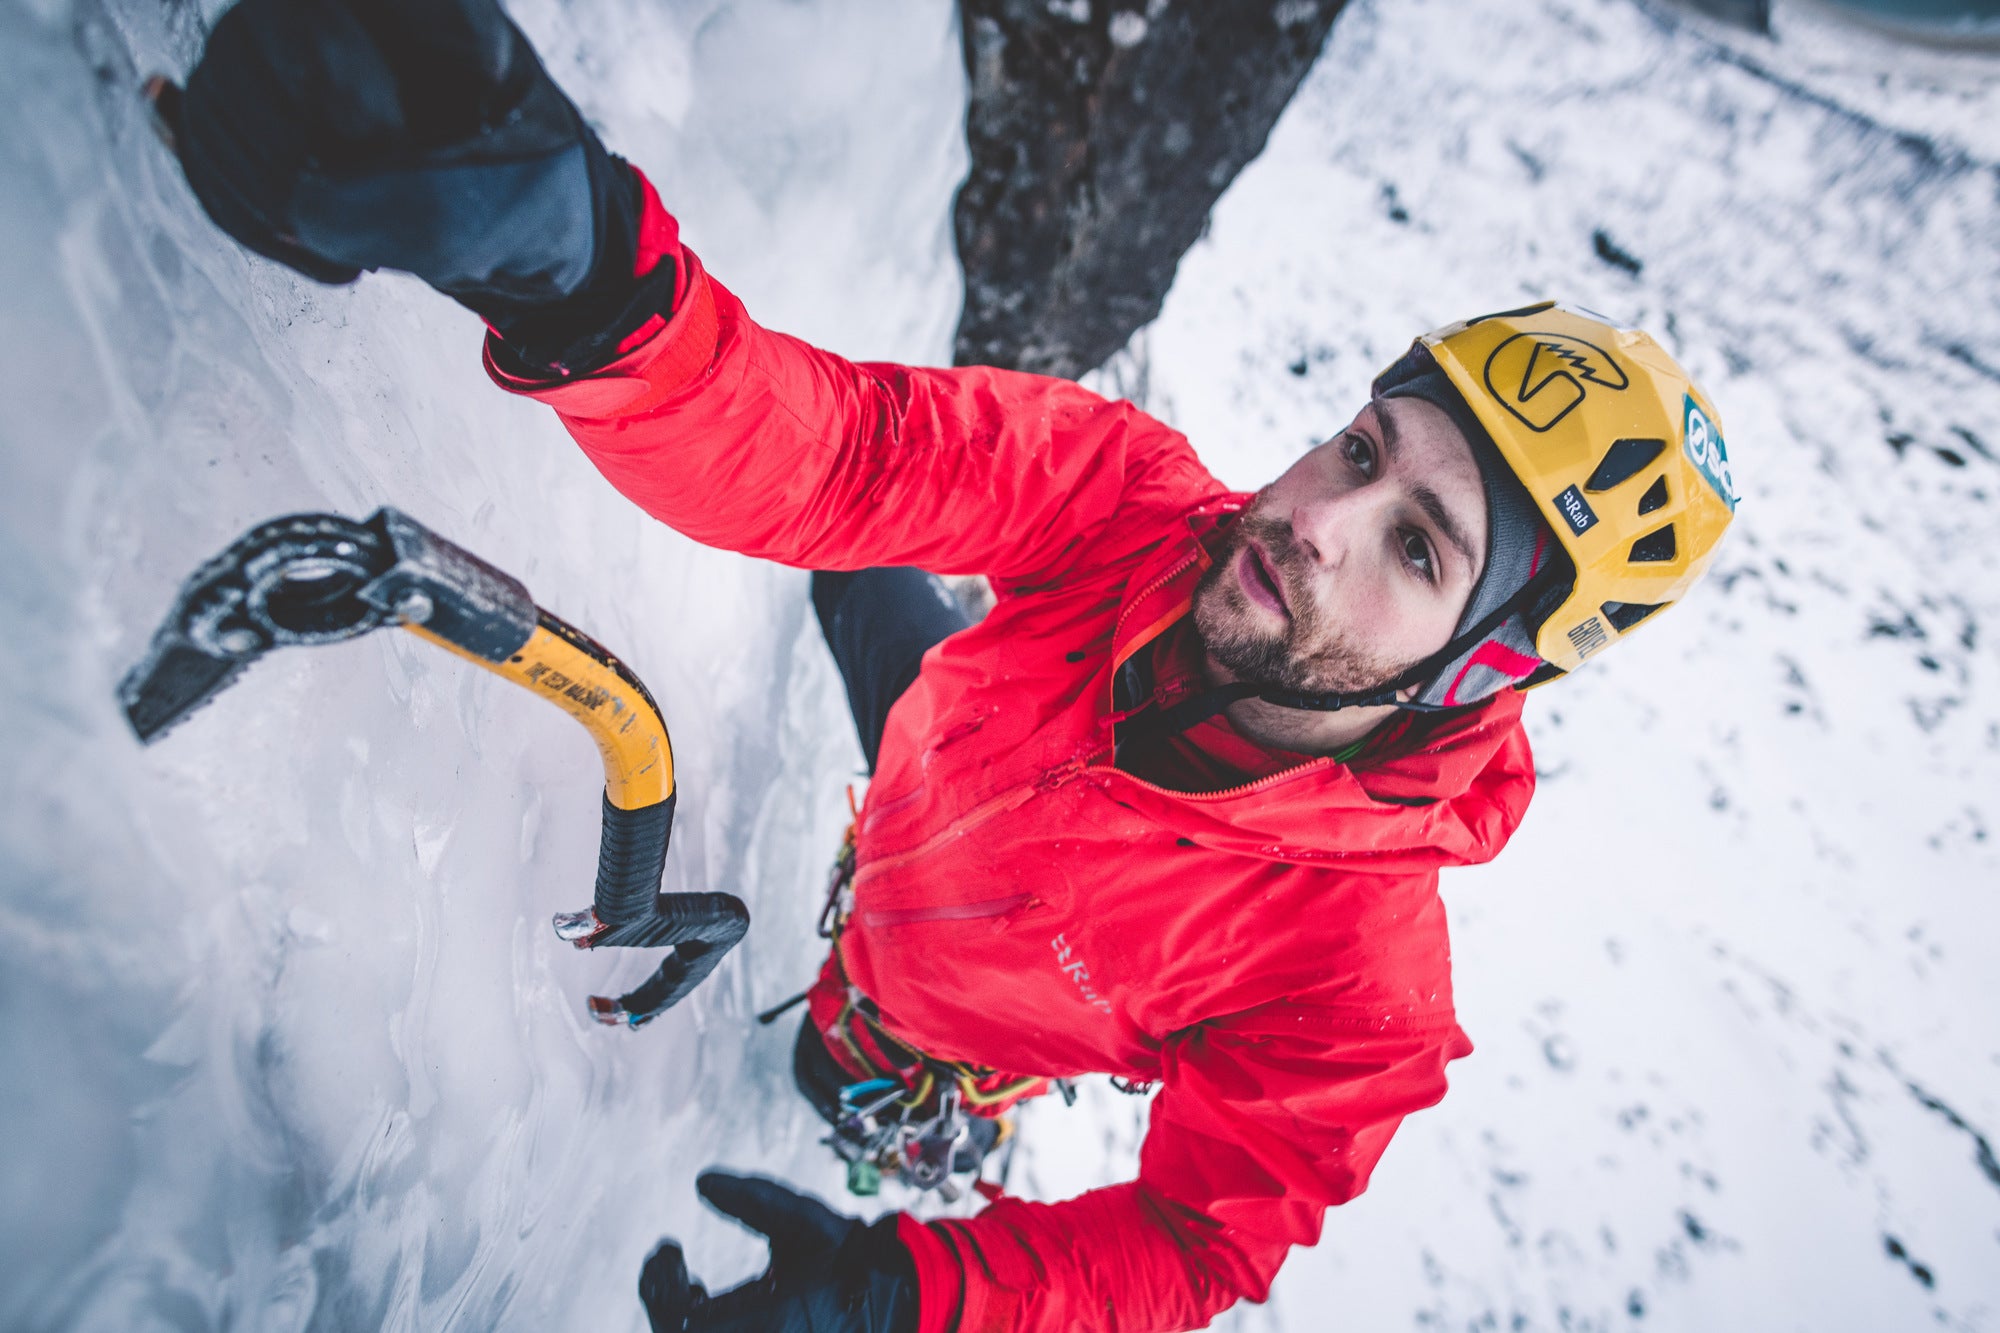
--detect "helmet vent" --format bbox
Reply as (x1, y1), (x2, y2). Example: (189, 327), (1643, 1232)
(1629, 525), (1677, 563)
(1637, 475), (1670, 516)
(1585, 438), (1667, 492)
(1601, 600), (1666, 632)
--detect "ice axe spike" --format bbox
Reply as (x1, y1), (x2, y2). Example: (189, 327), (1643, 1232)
(117, 506), (747, 1029)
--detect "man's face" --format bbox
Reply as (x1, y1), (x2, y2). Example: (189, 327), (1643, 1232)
(1193, 395), (1489, 697)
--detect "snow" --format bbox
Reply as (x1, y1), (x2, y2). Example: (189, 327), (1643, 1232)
(1, 0), (1995, 1330)
(1112, 1), (2000, 1328)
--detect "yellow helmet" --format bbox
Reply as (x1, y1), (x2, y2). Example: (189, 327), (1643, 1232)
(1169, 302), (1739, 729)
(1416, 302), (1738, 677)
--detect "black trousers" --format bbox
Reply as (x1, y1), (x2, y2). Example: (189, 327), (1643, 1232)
(810, 567), (973, 772)
(796, 568), (973, 1122)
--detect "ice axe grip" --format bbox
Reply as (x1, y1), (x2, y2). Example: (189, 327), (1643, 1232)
(576, 791), (750, 1024)
(117, 507), (748, 1029)
(595, 793), (678, 927)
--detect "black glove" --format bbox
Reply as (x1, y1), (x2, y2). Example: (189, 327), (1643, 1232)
(167, 0), (669, 373)
(640, 1172), (920, 1333)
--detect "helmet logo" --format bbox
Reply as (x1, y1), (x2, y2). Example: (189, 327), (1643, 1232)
(1567, 615), (1610, 659)
(1552, 485), (1599, 536)
(1682, 395), (1739, 509)
(1482, 333), (1630, 432)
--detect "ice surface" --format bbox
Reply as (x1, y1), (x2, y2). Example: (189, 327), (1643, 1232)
(2, 1), (964, 1329)
(1, 0), (1996, 1330)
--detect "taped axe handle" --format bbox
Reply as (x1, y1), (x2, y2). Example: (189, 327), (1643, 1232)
(595, 793), (679, 928)
(578, 794), (748, 1025)
(583, 789), (750, 1022)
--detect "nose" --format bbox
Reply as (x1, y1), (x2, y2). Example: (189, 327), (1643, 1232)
(1289, 485), (1380, 570)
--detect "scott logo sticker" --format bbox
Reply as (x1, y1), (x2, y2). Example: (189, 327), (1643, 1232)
(1553, 485), (1598, 536)
(1683, 395), (1738, 509)
(1482, 332), (1630, 432)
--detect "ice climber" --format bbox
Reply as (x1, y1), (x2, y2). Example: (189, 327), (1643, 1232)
(162, 2), (1739, 1330)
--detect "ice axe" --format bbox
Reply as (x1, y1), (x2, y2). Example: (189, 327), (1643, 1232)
(116, 506), (748, 1028)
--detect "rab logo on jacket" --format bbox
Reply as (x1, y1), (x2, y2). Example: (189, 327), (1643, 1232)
(1051, 933), (1113, 1014)
(1482, 332), (1630, 432)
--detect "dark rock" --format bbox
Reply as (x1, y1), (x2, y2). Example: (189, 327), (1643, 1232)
(952, 0), (1348, 379)
(1673, 0), (1771, 32)
(1592, 228), (1645, 277)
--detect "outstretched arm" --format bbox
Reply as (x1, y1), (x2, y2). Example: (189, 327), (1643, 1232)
(163, 0), (1218, 586)
(487, 177), (1218, 582)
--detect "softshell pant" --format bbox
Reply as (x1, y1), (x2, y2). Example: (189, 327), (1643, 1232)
(796, 568), (973, 1124)
(811, 567), (973, 772)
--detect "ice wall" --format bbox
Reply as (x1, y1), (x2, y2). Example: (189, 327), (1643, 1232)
(0, 1), (966, 1329)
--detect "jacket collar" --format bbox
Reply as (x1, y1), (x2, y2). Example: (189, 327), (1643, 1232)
(1108, 496), (1244, 684)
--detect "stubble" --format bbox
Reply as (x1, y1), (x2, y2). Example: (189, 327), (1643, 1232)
(1192, 509), (1415, 696)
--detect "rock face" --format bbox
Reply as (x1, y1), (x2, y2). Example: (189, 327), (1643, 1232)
(1676, 0), (1770, 31)
(952, 0), (1348, 379)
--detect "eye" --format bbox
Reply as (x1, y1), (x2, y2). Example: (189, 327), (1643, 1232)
(1400, 529), (1437, 584)
(1342, 433), (1377, 479)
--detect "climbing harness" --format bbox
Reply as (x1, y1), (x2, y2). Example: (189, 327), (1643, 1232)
(767, 793), (1059, 1200)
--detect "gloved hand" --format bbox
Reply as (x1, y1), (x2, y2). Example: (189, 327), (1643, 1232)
(163, 0), (668, 373)
(639, 1172), (919, 1333)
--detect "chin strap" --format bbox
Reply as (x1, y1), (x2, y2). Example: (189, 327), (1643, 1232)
(1150, 571), (1559, 737)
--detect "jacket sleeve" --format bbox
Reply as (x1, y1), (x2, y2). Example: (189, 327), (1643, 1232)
(902, 1005), (1473, 1333)
(485, 179), (1218, 584)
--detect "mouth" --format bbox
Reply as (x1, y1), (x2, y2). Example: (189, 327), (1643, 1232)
(1237, 539), (1290, 619)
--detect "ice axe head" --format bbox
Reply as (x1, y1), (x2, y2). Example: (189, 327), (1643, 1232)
(117, 513), (397, 743)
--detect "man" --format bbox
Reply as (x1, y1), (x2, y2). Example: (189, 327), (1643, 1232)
(162, 3), (1737, 1330)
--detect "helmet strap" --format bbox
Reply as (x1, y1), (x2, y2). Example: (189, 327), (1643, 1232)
(1148, 569), (1560, 738)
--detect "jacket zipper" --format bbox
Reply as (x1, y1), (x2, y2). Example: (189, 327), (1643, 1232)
(861, 893), (1034, 928)
(1078, 745), (1335, 802)
(851, 753), (1334, 928)
(851, 777), (1053, 891)
(1108, 552), (1200, 664)
(857, 743), (1329, 911)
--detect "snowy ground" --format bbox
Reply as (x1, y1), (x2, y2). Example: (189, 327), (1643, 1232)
(2, 0), (1997, 1330)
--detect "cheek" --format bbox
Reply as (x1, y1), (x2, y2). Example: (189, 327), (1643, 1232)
(1304, 568), (1459, 661)
(1269, 446), (1347, 507)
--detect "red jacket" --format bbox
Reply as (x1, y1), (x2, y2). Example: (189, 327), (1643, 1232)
(489, 185), (1535, 1333)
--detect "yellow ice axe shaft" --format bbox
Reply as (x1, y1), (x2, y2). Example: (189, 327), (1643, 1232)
(405, 615), (674, 812)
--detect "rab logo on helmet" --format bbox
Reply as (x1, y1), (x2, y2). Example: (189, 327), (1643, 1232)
(1482, 333), (1630, 432)
(1552, 485), (1598, 536)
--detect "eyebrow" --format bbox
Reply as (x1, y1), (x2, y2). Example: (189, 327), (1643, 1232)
(1374, 401), (1480, 577)
(1412, 483), (1480, 576)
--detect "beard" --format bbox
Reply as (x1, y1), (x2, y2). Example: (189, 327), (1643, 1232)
(1191, 507), (1417, 697)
